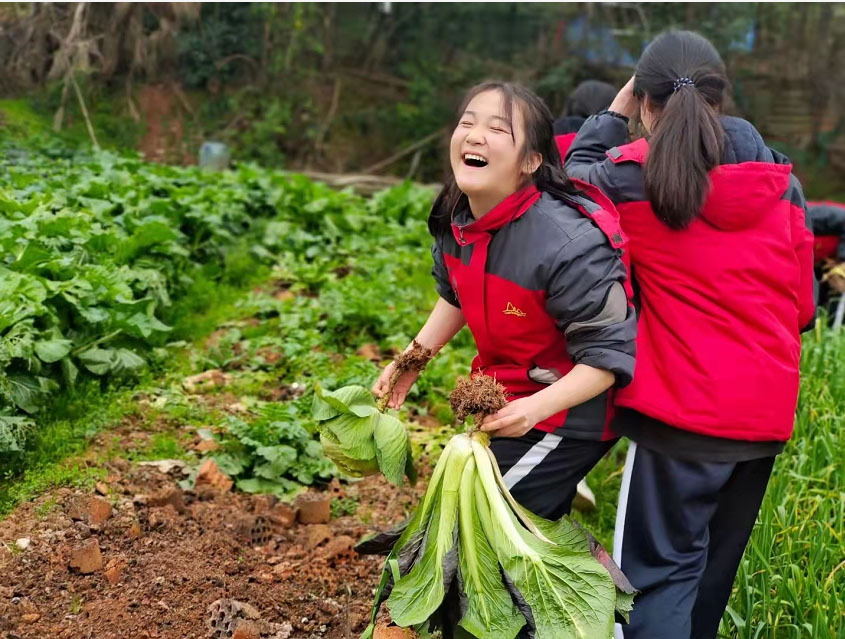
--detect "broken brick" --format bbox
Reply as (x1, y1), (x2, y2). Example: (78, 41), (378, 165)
(88, 497), (113, 526)
(232, 620), (260, 639)
(194, 459), (233, 494)
(271, 503), (296, 529)
(295, 494), (331, 524)
(194, 438), (220, 453)
(303, 524), (332, 550)
(147, 487), (186, 513)
(105, 563), (124, 586)
(374, 624), (417, 639)
(321, 535), (355, 561)
(69, 538), (103, 574)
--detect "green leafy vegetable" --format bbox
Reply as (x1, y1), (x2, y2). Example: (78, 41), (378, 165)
(312, 384), (415, 486)
(358, 431), (635, 639)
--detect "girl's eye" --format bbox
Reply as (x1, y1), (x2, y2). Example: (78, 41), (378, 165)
(491, 127), (509, 134)
(459, 120), (473, 127)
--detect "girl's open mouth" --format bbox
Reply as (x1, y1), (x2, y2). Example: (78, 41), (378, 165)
(462, 153), (488, 168)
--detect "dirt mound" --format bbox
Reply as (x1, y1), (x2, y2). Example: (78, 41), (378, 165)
(0, 459), (425, 639)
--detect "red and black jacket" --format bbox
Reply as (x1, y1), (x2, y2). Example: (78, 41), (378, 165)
(807, 201), (845, 265)
(566, 112), (816, 443)
(431, 183), (637, 441)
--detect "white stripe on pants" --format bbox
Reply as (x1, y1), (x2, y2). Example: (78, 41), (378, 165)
(613, 441), (638, 639)
(501, 432), (563, 489)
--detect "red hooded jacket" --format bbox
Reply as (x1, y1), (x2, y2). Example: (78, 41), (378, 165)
(567, 114), (815, 442)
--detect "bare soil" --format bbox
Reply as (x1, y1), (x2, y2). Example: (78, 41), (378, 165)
(0, 454), (426, 639)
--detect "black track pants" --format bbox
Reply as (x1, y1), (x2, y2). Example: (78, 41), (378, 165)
(613, 442), (776, 639)
(489, 429), (617, 520)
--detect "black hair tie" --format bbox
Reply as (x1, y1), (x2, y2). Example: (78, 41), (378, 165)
(673, 77), (695, 93)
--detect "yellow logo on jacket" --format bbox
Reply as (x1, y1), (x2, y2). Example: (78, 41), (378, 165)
(503, 302), (526, 317)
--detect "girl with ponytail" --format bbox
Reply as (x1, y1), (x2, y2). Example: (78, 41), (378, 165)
(566, 30), (816, 639)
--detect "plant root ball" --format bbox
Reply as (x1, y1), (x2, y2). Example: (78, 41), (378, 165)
(394, 340), (435, 375)
(450, 375), (508, 423)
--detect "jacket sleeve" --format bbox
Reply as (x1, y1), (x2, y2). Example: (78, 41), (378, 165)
(807, 204), (845, 261)
(565, 112), (640, 202)
(545, 227), (637, 386)
(431, 239), (460, 308)
(786, 175), (817, 331)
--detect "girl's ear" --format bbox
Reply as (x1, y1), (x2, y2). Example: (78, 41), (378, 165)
(523, 151), (542, 175)
(640, 96), (657, 134)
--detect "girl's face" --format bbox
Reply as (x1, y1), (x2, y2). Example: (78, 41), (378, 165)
(450, 90), (540, 213)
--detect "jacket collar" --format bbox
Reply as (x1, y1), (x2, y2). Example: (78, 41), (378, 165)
(451, 184), (540, 245)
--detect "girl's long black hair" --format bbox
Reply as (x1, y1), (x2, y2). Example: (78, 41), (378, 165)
(634, 30), (728, 229)
(428, 82), (581, 237)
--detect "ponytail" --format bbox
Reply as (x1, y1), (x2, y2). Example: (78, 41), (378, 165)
(635, 31), (728, 230)
(644, 84), (724, 229)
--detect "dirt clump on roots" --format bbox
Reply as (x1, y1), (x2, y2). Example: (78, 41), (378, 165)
(378, 340), (435, 410)
(449, 375), (508, 423)
(392, 340), (434, 375)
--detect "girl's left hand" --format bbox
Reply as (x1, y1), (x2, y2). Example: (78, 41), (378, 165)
(480, 397), (543, 438)
(608, 76), (638, 120)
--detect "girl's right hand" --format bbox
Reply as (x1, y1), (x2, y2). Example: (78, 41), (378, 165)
(372, 361), (421, 410)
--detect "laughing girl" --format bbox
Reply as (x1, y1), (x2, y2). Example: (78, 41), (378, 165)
(373, 82), (637, 519)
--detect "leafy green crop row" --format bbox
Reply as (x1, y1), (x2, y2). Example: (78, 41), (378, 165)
(0, 148), (458, 454)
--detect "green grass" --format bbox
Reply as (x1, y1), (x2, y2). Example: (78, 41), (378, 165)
(0, 90), (143, 151)
(0, 266), (273, 517)
(581, 329), (844, 638)
(722, 330), (843, 638)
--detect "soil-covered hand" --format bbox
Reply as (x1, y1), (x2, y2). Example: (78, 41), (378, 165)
(372, 361), (421, 410)
(479, 397), (542, 438)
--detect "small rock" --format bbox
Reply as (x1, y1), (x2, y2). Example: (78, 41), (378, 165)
(271, 503), (296, 528)
(194, 459), (233, 494)
(257, 572), (274, 584)
(271, 561), (297, 579)
(15, 538), (30, 551)
(127, 521), (142, 538)
(232, 620), (260, 639)
(138, 459), (188, 475)
(20, 613), (41, 624)
(252, 495), (278, 514)
(105, 564), (123, 586)
(303, 524), (332, 550)
(147, 504), (179, 529)
(239, 602), (261, 620)
(88, 497), (113, 526)
(321, 535), (355, 561)
(147, 487), (186, 513)
(69, 538), (103, 574)
(182, 369), (232, 394)
(194, 439), (220, 453)
(65, 496), (88, 521)
(295, 494), (331, 525)
(95, 482), (110, 496)
(373, 624), (417, 639)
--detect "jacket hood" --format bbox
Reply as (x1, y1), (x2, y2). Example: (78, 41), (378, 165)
(699, 117), (791, 232)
